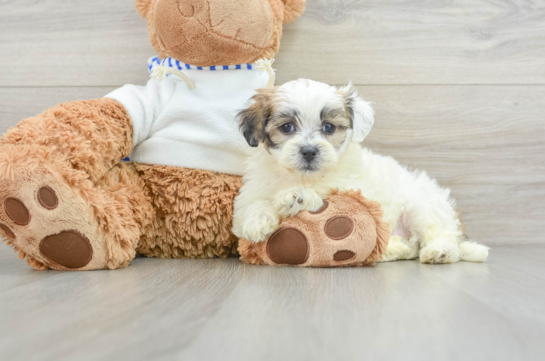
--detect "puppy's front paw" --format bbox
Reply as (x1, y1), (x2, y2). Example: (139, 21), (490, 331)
(419, 240), (460, 264)
(241, 208), (280, 243)
(274, 187), (324, 217)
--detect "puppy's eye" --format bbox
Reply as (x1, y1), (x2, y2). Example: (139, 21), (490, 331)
(280, 123), (295, 134)
(322, 123), (336, 134)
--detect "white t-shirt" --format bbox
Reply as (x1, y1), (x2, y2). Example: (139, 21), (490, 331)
(106, 57), (269, 176)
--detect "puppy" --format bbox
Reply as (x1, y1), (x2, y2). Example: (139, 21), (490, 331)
(232, 79), (489, 264)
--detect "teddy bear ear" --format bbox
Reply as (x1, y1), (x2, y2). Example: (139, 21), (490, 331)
(135, 0), (153, 18)
(280, 0), (306, 23)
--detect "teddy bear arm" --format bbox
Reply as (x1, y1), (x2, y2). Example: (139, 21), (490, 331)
(0, 98), (133, 183)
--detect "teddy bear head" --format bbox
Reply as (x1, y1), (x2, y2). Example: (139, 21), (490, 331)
(135, 0), (306, 67)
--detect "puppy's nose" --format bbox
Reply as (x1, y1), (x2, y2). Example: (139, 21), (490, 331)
(300, 146), (318, 162)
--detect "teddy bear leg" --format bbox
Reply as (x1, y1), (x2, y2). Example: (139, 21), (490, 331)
(238, 192), (390, 267)
(133, 164), (242, 260)
(1, 98), (133, 183)
(0, 99), (152, 270)
(0, 154), (153, 270)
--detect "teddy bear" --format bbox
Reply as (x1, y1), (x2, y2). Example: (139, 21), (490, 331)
(0, 0), (308, 271)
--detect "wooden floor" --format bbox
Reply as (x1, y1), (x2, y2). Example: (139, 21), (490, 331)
(0, 244), (543, 361)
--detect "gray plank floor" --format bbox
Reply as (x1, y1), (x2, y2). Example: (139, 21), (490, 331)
(0, 244), (543, 361)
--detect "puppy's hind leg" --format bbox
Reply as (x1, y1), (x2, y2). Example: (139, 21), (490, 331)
(459, 237), (489, 262)
(413, 206), (488, 264)
(400, 172), (465, 264)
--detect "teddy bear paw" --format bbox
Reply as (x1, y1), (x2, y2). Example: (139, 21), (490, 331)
(239, 191), (390, 267)
(0, 157), (104, 271)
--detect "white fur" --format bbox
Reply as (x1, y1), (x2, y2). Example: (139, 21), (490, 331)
(233, 79), (489, 264)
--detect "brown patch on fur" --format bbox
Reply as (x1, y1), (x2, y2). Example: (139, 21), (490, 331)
(238, 87), (279, 148)
(336, 85), (363, 131)
(320, 106), (351, 149)
(263, 108), (299, 150)
(133, 164), (242, 259)
(0, 98), (133, 183)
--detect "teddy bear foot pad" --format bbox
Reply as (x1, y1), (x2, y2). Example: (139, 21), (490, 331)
(0, 150), (117, 271)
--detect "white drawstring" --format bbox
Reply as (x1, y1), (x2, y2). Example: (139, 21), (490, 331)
(255, 58), (276, 88)
(150, 66), (195, 89)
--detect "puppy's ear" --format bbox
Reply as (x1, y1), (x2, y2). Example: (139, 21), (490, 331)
(237, 89), (275, 147)
(338, 82), (375, 143)
(279, 0), (306, 23)
(135, 0), (153, 18)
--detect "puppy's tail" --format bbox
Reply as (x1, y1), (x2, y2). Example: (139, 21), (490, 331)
(459, 237), (489, 262)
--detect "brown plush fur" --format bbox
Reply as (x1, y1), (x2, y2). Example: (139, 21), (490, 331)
(238, 190), (390, 268)
(133, 164), (241, 259)
(135, 0), (306, 67)
(1, 98), (133, 183)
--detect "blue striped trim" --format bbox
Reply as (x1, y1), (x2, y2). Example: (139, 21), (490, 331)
(147, 56), (161, 71)
(147, 57), (256, 73)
